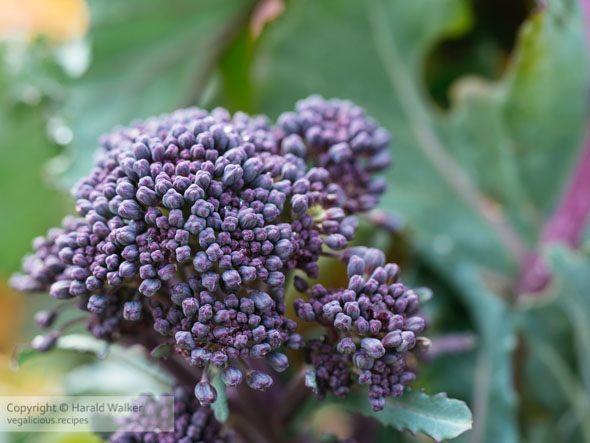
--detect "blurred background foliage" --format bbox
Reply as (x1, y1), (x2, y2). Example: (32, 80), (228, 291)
(1, 0), (589, 442)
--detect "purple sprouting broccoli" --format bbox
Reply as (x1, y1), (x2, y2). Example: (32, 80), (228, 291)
(110, 385), (232, 443)
(9, 98), (428, 421)
(295, 247), (430, 411)
(276, 95), (391, 214)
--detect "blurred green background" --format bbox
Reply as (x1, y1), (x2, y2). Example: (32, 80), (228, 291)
(1, 0), (590, 442)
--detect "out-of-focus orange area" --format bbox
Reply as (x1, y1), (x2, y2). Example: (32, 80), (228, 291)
(0, 0), (89, 42)
(0, 281), (22, 355)
(0, 282), (62, 396)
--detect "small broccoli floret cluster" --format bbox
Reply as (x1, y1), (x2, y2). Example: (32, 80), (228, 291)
(276, 95), (391, 213)
(295, 248), (430, 411)
(147, 279), (299, 397)
(110, 386), (230, 443)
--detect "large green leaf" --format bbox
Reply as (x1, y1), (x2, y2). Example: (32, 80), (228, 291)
(0, 43), (71, 275)
(60, 0), (256, 185)
(545, 246), (590, 393)
(343, 389), (472, 442)
(251, 0), (589, 441)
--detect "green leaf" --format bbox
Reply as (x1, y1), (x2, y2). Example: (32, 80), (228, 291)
(545, 246), (590, 393)
(343, 389), (472, 442)
(55, 333), (110, 356)
(210, 372), (229, 423)
(252, 1), (589, 441)
(0, 43), (71, 275)
(13, 334), (108, 368)
(150, 343), (173, 359)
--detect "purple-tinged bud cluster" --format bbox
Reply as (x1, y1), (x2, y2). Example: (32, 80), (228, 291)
(277, 95), (391, 213)
(10, 98), (397, 410)
(110, 386), (231, 443)
(295, 248), (430, 411)
(69, 108), (309, 298)
(148, 280), (300, 397)
(304, 338), (353, 399)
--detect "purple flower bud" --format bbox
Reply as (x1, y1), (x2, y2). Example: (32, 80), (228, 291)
(250, 343), (271, 358)
(222, 164), (243, 186)
(369, 396), (385, 412)
(397, 331), (416, 352)
(184, 215), (205, 236)
(281, 134), (306, 157)
(322, 300), (342, 320)
(162, 189), (184, 209)
(354, 317), (369, 335)
(400, 371), (416, 384)
(353, 350), (375, 370)
(262, 204), (280, 222)
(139, 278), (161, 296)
(404, 316), (425, 333)
(194, 381), (217, 406)
(195, 170), (211, 189)
(88, 294), (109, 313)
(116, 226), (136, 245)
(267, 352), (289, 372)
(167, 209), (184, 228)
(367, 150), (391, 172)
(249, 291), (274, 312)
(238, 211), (258, 229)
(139, 264), (156, 279)
(237, 266), (256, 283)
(334, 312), (352, 331)
(286, 334), (304, 349)
(324, 233), (347, 250)
(201, 272), (219, 292)
(247, 371), (273, 391)
(180, 298), (198, 318)
(198, 304), (213, 323)
(198, 227), (216, 248)
(291, 195), (308, 215)
(369, 319), (382, 335)
(192, 251), (211, 273)
(347, 255), (365, 277)
(34, 310), (56, 328)
(361, 338), (386, 359)
(239, 297), (255, 314)
(191, 322), (208, 339)
(266, 271), (285, 287)
(242, 157), (263, 183)
(359, 370), (372, 385)
(222, 366), (243, 387)
(328, 142), (352, 163)
(274, 239), (293, 260)
(182, 186), (204, 206)
(175, 331), (196, 350)
(154, 318), (171, 335)
(118, 199), (144, 220)
(364, 248), (385, 272)
(348, 275), (364, 293)
(221, 270), (241, 291)
(31, 332), (60, 352)
(123, 301), (142, 321)
(136, 186), (159, 206)
(337, 337), (356, 354)
(118, 261), (138, 278)
(297, 302), (316, 322)
(49, 280), (73, 299)
(382, 330), (402, 348)
(157, 264), (177, 281)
